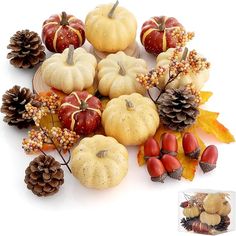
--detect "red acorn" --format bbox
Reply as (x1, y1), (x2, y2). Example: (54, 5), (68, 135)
(161, 133), (178, 156)
(144, 137), (160, 160)
(147, 157), (167, 183)
(200, 145), (218, 173)
(161, 154), (183, 180)
(182, 132), (200, 160)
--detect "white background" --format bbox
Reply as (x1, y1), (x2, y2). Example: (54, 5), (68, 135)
(0, 0), (236, 235)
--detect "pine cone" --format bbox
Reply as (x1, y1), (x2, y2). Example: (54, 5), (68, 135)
(7, 29), (45, 68)
(1, 85), (35, 128)
(157, 87), (200, 131)
(25, 155), (64, 197)
(214, 216), (230, 231)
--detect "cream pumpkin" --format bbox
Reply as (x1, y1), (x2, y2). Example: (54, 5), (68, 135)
(217, 201), (231, 216)
(98, 51), (147, 98)
(85, 1), (137, 52)
(71, 135), (128, 189)
(102, 93), (159, 145)
(156, 48), (209, 91)
(200, 212), (221, 226)
(41, 45), (97, 94)
(183, 206), (200, 218)
(203, 193), (224, 214)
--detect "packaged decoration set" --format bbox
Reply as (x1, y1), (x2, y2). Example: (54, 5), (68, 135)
(1, 1), (235, 234)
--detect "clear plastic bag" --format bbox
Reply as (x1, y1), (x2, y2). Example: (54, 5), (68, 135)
(178, 189), (235, 234)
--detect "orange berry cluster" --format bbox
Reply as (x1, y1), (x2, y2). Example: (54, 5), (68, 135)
(38, 93), (60, 114)
(22, 129), (45, 153)
(188, 50), (211, 73)
(136, 67), (166, 89)
(171, 28), (195, 48)
(169, 48), (211, 78)
(50, 127), (79, 151)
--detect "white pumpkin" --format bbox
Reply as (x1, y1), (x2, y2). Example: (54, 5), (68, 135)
(98, 51), (147, 98)
(183, 206), (200, 218)
(85, 1), (137, 52)
(102, 93), (159, 145)
(41, 46), (97, 94)
(200, 212), (221, 226)
(156, 48), (209, 91)
(71, 135), (128, 189)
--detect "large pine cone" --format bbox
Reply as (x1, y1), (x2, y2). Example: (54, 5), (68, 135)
(214, 216), (230, 231)
(157, 87), (200, 131)
(25, 155), (64, 197)
(7, 29), (46, 68)
(1, 85), (35, 128)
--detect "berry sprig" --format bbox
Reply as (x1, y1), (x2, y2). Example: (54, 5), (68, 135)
(50, 127), (79, 151)
(171, 28), (195, 48)
(136, 47), (210, 103)
(22, 92), (79, 173)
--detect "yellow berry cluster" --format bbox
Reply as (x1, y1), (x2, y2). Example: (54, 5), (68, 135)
(136, 67), (166, 89)
(38, 93), (60, 114)
(23, 103), (48, 126)
(50, 127), (79, 151)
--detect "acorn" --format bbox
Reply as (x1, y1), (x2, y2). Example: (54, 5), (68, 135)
(161, 154), (183, 180)
(182, 132), (200, 160)
(200, 145), (218, 173)
(161, 133), (178, 156)
(144, 137), (160, 160)
(146, 157), (167, 183)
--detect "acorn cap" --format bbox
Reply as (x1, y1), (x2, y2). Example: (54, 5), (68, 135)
(200, 162), (216, 173)
(144, 155), (160, 161)
(161, 149), (177, 157)
(186, 148), (201, 160)
(151, 172), (167, 183)
(169, 166), (183, 180)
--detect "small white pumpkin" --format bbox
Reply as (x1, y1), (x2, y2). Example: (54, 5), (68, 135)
(218, 201), (231, 216)
(156, 48), (209, 91)
(98, 51), (147, 98)
(85, 1), (137, 53)
(71, 135), (128, 189)
(102, 93), (159, 145)
(203, 193), (224, 214)
(200, 211), (221, 226)
(183, 206), (200, 218)
(41, 45), (97, 94)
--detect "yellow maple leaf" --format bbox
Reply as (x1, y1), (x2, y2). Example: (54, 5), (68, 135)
(200, 91), (213, 105)
(137, 145), (146, 166)
(196, 109), (235, 143)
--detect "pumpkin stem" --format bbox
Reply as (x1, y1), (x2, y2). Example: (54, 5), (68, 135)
(181, 47), (189, 61)
(80, 100), (88, 111)
(96, 150), (108, 158)
(125, 99), (134, 110)
(158, 17), (166, 31)
(66, 45), (74, 65)
(108, 0), (119, 18)
(117, 62), (126, 76)
(60, 11), (69, 26)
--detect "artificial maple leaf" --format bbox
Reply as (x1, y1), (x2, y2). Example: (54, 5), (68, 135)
(200, 91), (213, 105)
(40, 113), (61, 130)
(137, 145), (146, 166)
(196, 109), (235, 143)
